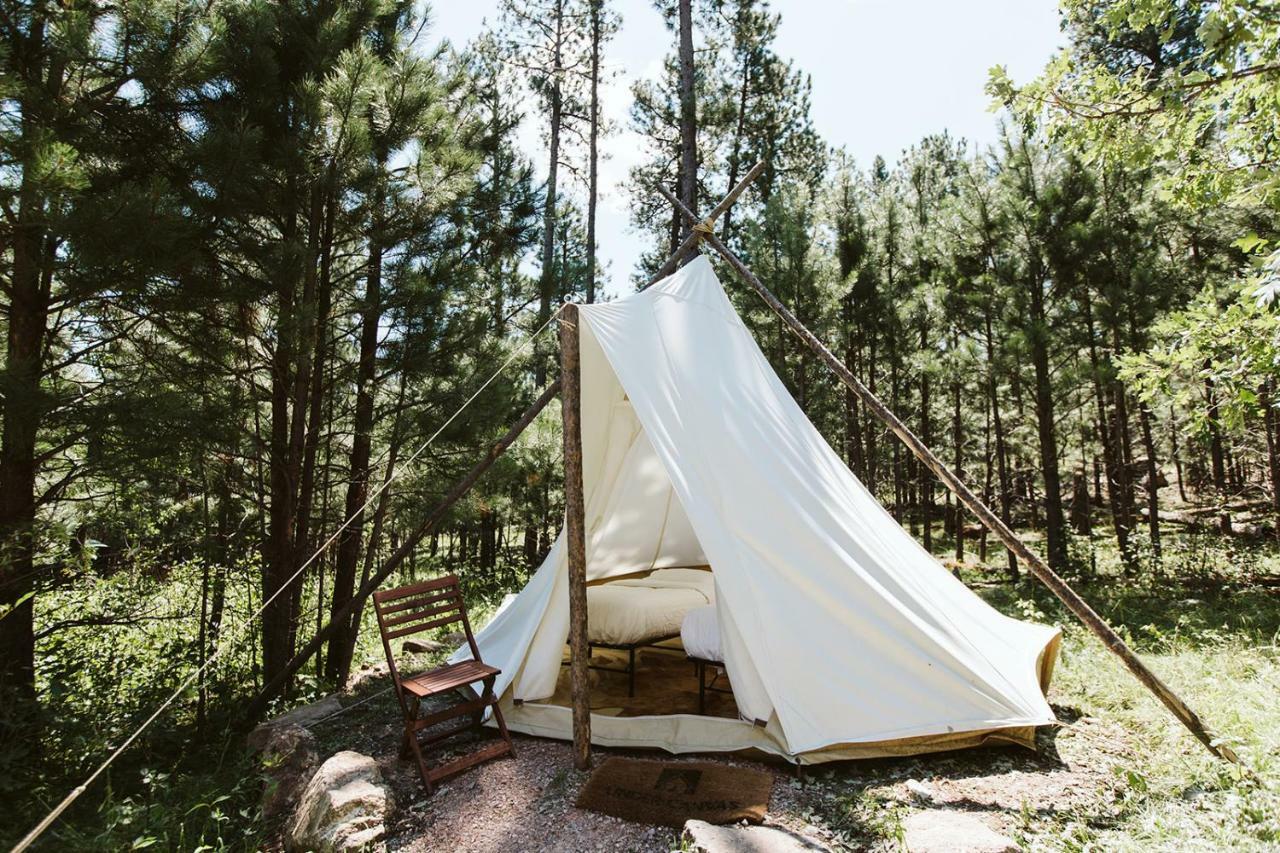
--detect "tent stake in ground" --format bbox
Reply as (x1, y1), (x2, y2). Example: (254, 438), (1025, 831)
(655, 181), (1239, 765)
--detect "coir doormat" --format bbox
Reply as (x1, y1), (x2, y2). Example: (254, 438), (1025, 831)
(575, 757), (773, 826)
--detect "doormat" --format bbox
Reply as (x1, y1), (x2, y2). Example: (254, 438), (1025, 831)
(575, 757), (773, 827)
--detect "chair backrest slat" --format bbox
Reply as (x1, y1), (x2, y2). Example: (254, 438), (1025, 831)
(380, 598), (462, 629)
(374, 586), (458, 615)
(383, 613), (465, 640)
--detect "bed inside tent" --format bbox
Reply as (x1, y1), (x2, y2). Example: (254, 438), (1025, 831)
(453, 256), (1061, 765)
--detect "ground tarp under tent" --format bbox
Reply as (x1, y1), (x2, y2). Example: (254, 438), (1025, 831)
(452, 255), (1061, 764)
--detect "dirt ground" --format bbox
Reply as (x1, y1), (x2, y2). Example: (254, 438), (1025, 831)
(311, 684), (1137, 852)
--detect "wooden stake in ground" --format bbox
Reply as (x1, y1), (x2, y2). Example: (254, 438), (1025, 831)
(657, 183), (1241, 766)
(560, 303), (592, 770)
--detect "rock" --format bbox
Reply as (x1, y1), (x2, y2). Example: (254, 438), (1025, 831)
(287, 751), (394, 853)
(248, 695), (344, 750)
(257, 724), (320, 823)
(905, 779), (937, 803)
(401, 638), (445, 655)
(683, 819), (830, 852)
(902, 811), (1018, 853)
(272, 694), (345, 728)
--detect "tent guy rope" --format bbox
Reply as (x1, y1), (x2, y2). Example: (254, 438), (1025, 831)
(655, 176), (1242, 767)
(10, 308), (565, 853)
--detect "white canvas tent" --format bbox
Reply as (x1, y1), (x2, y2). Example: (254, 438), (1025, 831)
(456, 255), (1060, 764)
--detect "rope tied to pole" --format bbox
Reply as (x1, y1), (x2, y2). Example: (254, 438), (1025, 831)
(691, 217), (716, 240)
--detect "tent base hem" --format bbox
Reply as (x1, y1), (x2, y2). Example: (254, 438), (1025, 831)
(488, 696), (1049, 765)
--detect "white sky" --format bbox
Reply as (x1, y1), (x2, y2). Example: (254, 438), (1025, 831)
(431, 0), (1065, 298)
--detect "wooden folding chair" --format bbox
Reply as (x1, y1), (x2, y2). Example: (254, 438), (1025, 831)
(372, 575), (514, 794)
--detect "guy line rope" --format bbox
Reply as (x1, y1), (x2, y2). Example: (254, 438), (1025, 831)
(11, 306), (565, 853)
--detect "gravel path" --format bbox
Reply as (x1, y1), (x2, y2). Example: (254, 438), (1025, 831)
(310, 680), (1135, 852)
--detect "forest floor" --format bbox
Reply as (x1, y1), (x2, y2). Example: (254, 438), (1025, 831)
(6, 529), (1278, 851)
(302, 534), (1280, 852)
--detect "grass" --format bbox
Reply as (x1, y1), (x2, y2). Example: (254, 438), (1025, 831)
(792, 528), (1280, 851)
(5, 527), (1277, 851)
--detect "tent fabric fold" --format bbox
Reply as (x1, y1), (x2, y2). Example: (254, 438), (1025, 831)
(455, 255), (1059, 762)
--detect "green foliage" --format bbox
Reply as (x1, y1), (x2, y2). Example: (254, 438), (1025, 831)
(1120, 282), (1280, 436)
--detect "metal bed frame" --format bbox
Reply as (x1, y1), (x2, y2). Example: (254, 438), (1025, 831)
(687, 655), (733, 715)
(563, 634), (681, 697)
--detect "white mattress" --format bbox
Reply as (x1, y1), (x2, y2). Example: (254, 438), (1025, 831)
(680, 604), (722, 662)
(586, 569), (714, 645)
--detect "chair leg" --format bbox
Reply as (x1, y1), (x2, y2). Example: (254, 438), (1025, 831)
(473, 678), (492, 732)
(628, 647), (636, 697)
(400, 696), (421, 760)
(404, 723), (434, 795)
(489, 698), (515, 758)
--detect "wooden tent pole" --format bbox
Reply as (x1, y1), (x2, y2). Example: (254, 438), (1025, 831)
(560, 303), (592, 770)
(244, 380), (562, 723)
(642, 162), (768, 289)
(657, 184), (1240, 765)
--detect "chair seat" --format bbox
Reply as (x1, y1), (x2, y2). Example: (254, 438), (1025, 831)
(401, 659), (500, 698)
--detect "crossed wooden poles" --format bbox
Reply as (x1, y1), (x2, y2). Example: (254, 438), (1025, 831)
(251, 162), (1237, 772)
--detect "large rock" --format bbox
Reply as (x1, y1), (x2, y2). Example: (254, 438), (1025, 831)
(257, 724), (320, 823)
(683, 819), (830, 853)
(287, 751), (395, 852)
(249, 695), (345, 749)
(902, 811), (1018, 853)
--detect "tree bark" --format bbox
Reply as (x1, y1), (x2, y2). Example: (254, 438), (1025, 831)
(263, 207), (301, 687)
(586, 0), (602, 304)
(1137, 402), (1162, 564)
(0, 138), (49, 719)
(952, 350), (964, 562)
(535, 0), (566, 385)
(842, 296), (865, 479)
(984, 310), (1017, 579)
(0, 18), (56, 726)
(326, 169), (387, 684)
(1205, 374), (1231, 534)
(1026, 267), (1068, 570)
(676, 0), (698, 263)
(1263, 383), (1280, 544)
(560, 305), (591, 770)
(919, 322), (934, 552)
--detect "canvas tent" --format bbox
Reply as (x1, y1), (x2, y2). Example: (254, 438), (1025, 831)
(455, 255), (1060, 764)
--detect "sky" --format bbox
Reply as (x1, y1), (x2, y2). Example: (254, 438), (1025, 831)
(431, 0), (1066, 298)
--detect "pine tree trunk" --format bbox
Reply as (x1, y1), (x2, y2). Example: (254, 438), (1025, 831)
(918, 322), (933, 552)
(291, 184), (334, 653)
(1137, 403), (1162, 564)
(1170, 406), (1188, 503)
(263, 194), (303, 686)
(326, 172), (386, 685)
(843, 296), (865, 479)
(1205, 375), (1232, 533)
(0, 142), (49, 722)
(985, 310), (1017, 579)
(1080, 284), (1133, 567)
(1026, 269), (1068, 570)
(676, 0), (697, 259)
(535, 0), (565, 385)
(1262, 383), (1280, 543)
(952, 356), (964, 562)
(586, 0), (601, 303)
(722, 25), (752, 243)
